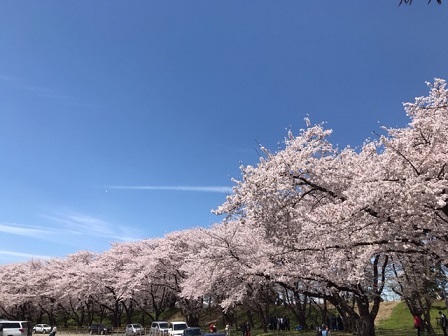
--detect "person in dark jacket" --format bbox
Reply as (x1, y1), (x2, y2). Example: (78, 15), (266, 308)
(49, 326), (57, 336)
(439, 311), (447, 336)
(238, 323), (246, 336)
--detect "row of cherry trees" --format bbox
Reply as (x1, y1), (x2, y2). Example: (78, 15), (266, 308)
(1, 79), (448, 336)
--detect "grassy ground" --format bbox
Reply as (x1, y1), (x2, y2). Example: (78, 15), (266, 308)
(251, 300), (448, 336)
(374, 300), (447, 336)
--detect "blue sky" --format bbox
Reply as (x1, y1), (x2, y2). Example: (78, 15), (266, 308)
(0, 1), (447, 264)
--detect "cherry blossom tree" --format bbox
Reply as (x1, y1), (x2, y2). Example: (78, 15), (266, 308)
(0, 261), (40, 320)
(117, 238), (178, 323)
(200, 79), (448, 336)
(387, 253), (438, 334)
(208, 127), (386, 334)
(83, 243), (144, 326)
(58, 251), (99, 326)
(156, 229), (207, 327)
(180, 220), (322, 330)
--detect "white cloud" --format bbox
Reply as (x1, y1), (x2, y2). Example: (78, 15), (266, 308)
(0, 212), (144, 264)
(43, 211), (143, 242)
(1, 211), (142, 245)
(0, 222), (53, 237)
(106, 185), (232, 193)
(46, 212), (113, 235)
(0, 249), (52, 261)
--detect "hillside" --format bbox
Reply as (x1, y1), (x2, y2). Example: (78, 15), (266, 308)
(375, 301), (400, 325)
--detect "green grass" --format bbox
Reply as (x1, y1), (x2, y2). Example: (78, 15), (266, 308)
(251, 301), (448, 336)
(376, 301), (411, 330)
(374, 300), (447, 336)
(378, 301), (446, 335)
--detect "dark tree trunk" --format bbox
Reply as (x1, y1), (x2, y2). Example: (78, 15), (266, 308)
(122, 300), (134, 324)
(254, 303), (267, 332)
(353, 314), (376, 336)
(222, 308), (237, 327)
(186, 314), (200, 327)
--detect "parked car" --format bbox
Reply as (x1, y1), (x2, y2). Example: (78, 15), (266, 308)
(33, 325), (51, 334)
(125, 324), (144, 336)
(0, 321), (32, 336)
(88, 324), (112, 335)
(167, 322), (188, 336)
(149, 321), (169, 336)
(182, 328), (202, 336)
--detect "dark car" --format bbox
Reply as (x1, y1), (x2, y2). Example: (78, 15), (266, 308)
(89, 324), (112, 335)
(182, 328), (202, 336)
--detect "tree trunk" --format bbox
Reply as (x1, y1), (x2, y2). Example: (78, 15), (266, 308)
(254, 303), (267, 332)
(186, 314), (199, 327)
(353, 314), (376, 336)
(122, 300), (134, 324)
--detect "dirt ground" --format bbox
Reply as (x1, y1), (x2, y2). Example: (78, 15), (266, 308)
(374, 301), (400, 325)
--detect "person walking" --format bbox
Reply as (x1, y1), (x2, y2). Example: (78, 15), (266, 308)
(49, 326), (57, 336)
(439, 311), (447, 336)
(321, 325), (331, 336)
(239, 323), (246, 336)
(413, 314), (422, 336)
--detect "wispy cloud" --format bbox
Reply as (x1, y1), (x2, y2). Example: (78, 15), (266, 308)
(1, 211), (142, 245)
(0, 211), (143, 264)
(0, 250), (52, 261)
(44, 213), (113, 236)
(0, 223), (66, 263)
(43, 211), (143, 242)
(106, 185), (233, 193)
(0, 222), (53, 237)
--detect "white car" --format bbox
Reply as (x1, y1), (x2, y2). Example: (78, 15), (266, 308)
(33, 325), (51, 334)
(168, 322), (188, 336)
(1, 321), (32, 336)
(125, 324), (144, 336)
(149, 322), (169, 336)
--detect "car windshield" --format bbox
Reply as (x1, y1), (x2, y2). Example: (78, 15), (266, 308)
(185, 329), (201, 336)
(158, 323), (169, 329)
(173, 324), (187, 331)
